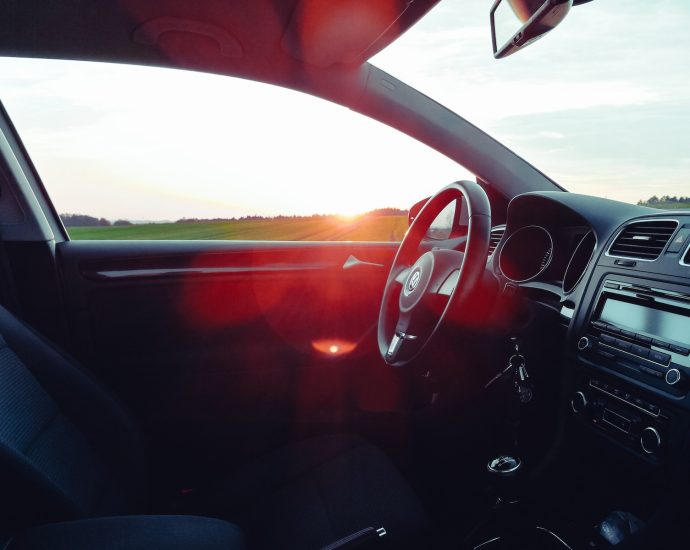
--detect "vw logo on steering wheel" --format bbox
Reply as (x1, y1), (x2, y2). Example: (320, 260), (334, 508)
(405, 268), (422, 295)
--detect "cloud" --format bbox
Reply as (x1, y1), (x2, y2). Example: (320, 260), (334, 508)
(0, 0), (688, 218)
(372, 0), (690, 203)
(538, 131), (565, 140)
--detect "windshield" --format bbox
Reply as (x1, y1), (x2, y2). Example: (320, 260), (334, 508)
(373, 0), (690, 207)
(0, 0), (688, 239)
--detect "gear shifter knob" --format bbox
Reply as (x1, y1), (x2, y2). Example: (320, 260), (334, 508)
(486, 455), (524, 505)
(487, 455), (522, 476)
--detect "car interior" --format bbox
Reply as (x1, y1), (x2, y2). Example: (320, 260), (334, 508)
(0, 0), (689, 549)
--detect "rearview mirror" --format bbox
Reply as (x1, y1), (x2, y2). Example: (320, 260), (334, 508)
(490, 0), (572, 59)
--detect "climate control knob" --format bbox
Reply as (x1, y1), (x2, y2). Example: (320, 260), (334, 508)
(571, 391), (588, 413)
(577, 336), (592, 351)
(640, 426), (661, 455)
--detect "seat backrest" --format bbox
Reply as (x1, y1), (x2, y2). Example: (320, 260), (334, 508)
(0, 306), (145, 535)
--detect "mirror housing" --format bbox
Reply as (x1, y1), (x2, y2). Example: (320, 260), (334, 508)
(408, 196), (430, 226)
(490, 0), (572, 59)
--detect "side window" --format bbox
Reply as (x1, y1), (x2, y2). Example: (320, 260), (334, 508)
(0, 58), (472, 241)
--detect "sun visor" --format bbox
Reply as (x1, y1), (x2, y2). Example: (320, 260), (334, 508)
(281, 0), (414, 67)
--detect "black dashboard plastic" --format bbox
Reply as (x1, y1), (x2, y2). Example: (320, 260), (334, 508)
(493, 191), (690, 467)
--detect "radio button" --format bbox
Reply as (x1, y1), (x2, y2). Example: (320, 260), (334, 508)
(652, 339), (670, 350)
(632, 396), (645, 408)
(629, 344), (650, 358)
(597, 349), (616, 360)
(669, 344), (690, 356)
(604, 281), (620, 289)
(603, 409), (631, 432)
(571, 391), (588, 413)
(577, 337), (593, 351)
(620, 329), (636, 339)
(600, 334), (616, 345)
(665, 368), (681, 385)
(649, 350), (671, 365)
(636, 334), (652, 344)
(640, 366), (663, 379)
(592, 320), (607, 330)
(646, 403), (660, 415)
(614, 339), (631, 352)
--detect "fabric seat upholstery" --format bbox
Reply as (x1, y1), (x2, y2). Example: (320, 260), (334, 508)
(202, 435), (428, 549)
(0, 304), (428, 548)
(8, 515), (245, 550)
(0, 307), (146, 535)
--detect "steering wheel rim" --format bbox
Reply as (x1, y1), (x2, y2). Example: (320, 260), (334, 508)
(377, 180), (491, 367)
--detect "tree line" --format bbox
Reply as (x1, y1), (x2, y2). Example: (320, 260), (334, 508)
(60, 208), (408, 227)
(638, 195), (690, 205)
(175, 208), (407, 224)
(60, 214), (132, 227)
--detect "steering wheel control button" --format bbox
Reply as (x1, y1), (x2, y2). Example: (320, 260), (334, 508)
(640, 427), (661, 455)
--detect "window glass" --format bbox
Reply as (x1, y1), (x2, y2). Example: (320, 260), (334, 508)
(372, 0), (690, 205)
(0, 58), (471, 241)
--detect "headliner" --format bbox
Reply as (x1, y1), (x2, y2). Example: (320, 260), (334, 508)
(0, 0), (440, 94)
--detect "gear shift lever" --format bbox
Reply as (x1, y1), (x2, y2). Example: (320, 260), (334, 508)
(487, 455), (524, 506)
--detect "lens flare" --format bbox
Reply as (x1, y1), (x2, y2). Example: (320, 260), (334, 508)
(311, 339), (357, 357)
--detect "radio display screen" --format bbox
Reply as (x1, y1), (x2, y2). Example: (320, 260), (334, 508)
(598, 297), (690, 344)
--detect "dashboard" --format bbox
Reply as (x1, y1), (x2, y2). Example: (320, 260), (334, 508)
(489, 191), (690, 467)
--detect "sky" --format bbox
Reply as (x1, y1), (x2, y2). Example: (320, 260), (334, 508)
(373, 0), (690, 203)
(0, 0), (688, 220)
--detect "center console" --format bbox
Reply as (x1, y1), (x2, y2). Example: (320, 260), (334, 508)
(571, 277), (690, 462)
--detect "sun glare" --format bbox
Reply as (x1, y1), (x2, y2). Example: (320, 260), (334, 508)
(311, 339), (358, 357)
(336, 213), (361, 222)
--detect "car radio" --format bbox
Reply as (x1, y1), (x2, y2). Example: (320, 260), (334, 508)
(578, 280), (690, 393)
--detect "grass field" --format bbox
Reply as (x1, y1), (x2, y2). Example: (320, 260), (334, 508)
(67, 215), (409, 241)
(644, 201), (690, 210)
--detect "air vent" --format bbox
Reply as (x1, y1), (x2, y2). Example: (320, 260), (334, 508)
(608, 220), (678, 261)
(488, 226), (506, 257)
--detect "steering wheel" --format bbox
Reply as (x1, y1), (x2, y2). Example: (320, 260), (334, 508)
(377, 181), (491, 367)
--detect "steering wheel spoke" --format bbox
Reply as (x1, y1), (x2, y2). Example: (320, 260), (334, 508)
(385, 330), (418, 362)
(393, 265), (411, 285)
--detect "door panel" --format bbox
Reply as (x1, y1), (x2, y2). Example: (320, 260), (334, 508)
(56, 240), (405, 478)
